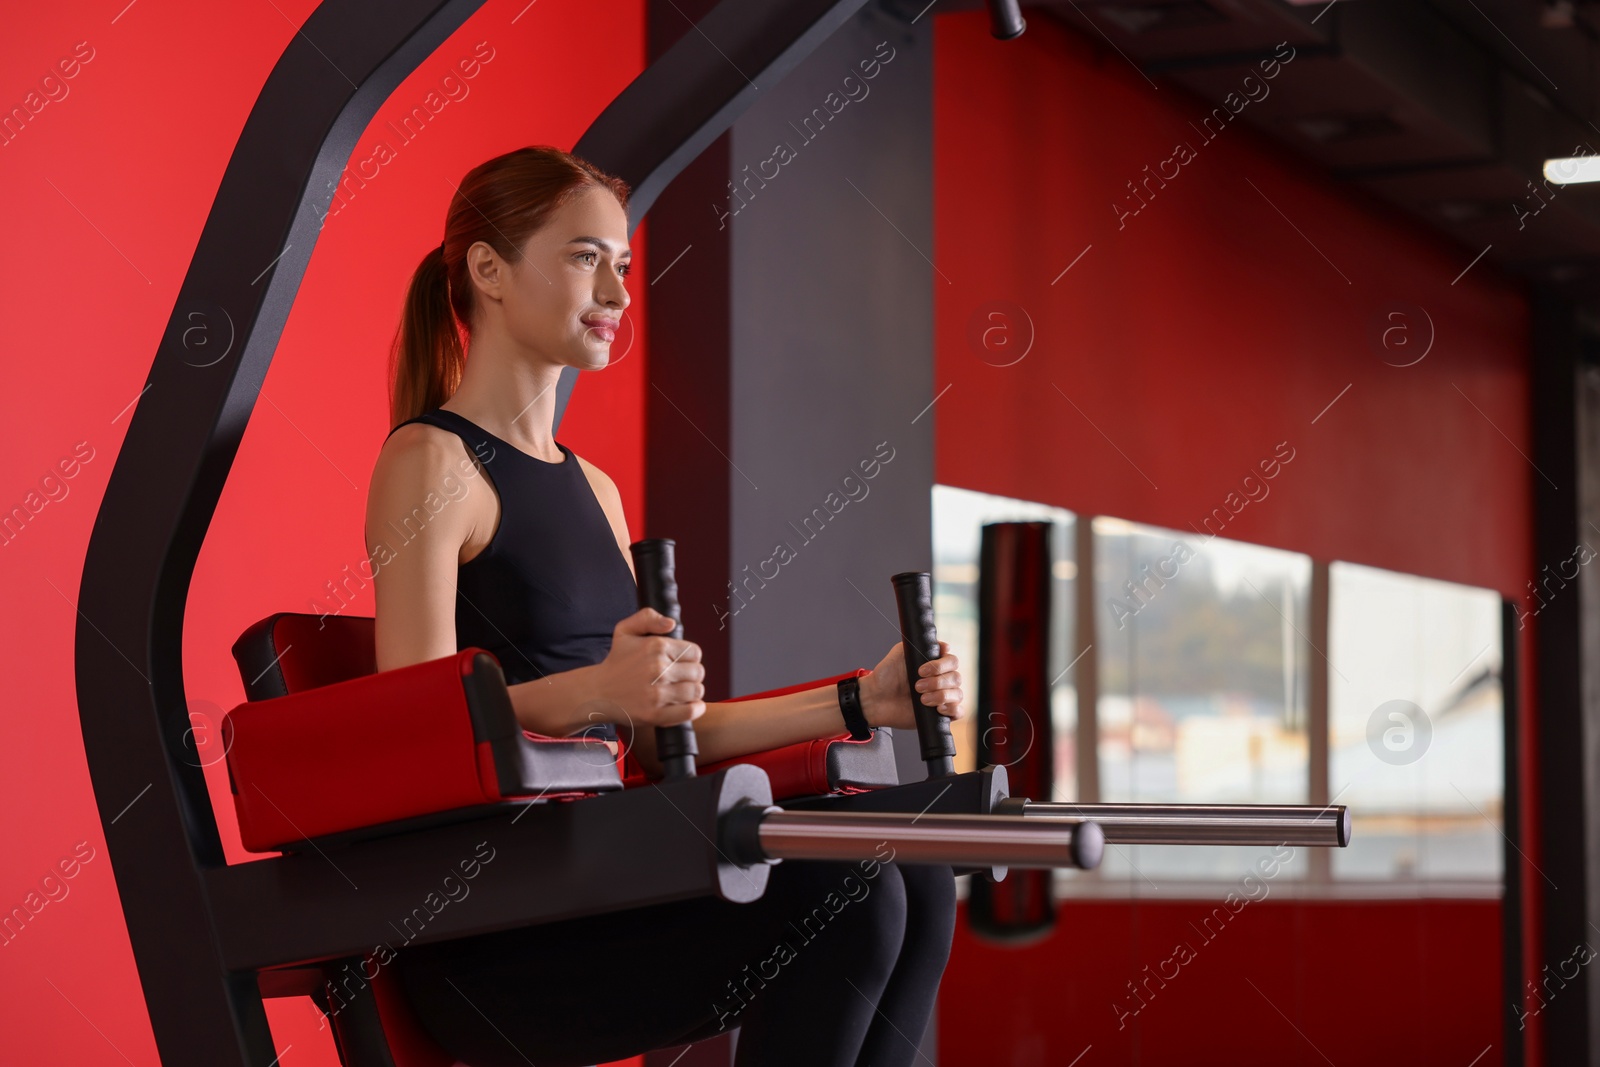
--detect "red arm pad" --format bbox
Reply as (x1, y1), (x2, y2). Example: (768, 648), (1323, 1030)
(721, 668), (871, 703)
(621, 669), (872, 794)
(695, 736), (877, 797)
(223, 650), (512, 853)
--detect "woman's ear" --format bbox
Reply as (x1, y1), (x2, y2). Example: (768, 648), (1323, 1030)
(464, 240), (506, 301)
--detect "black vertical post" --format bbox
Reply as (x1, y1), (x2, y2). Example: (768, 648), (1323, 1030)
(1529, 289), (1588, 1062)
(1074, 517), (1100, 803)
(968, 522), (1056, 942)
(1308, 560), (1332, 884)
(1503, 597), (1525, 1067)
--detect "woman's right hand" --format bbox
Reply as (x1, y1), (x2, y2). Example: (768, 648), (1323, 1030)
(587, 607), (706, 729)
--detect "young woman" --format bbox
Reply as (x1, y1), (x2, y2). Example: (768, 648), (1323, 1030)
(370, 146), (966, 1067)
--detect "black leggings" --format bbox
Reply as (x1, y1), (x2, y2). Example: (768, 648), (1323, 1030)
(395, 859), (957, 1067)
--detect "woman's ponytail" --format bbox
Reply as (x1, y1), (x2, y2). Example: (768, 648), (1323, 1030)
(386, 146), (631, 429)
(388, 242), (465, 429)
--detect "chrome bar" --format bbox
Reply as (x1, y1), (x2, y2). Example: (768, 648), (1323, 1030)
(1008, 801), (1350, 847)
(750, 810), (1104, 870)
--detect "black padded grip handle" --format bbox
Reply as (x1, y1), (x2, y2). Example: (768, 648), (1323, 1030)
(630, 538), (698, 780)
(986, 0), (1025, 40)
(891, 571), (955, 779)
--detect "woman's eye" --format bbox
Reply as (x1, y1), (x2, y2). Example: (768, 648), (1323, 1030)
(578, 252), (597, 265)
(619, 263), (631, 277)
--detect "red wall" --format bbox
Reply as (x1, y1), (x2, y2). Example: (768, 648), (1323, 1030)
(931, 11), (1530, 1065)
(932, 16), (1529, 598)
(0, 2), (648, 1063)
(943, 899), (1501, 1067)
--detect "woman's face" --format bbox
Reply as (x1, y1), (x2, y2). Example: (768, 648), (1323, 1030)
(468, 184), (632, 372)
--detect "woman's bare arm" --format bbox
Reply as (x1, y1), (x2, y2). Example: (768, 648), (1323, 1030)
(368, 424), (611, 738)
(576, 455), (964, 772)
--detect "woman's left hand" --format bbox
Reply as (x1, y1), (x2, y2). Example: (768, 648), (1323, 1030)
(860, 640), (964, 730)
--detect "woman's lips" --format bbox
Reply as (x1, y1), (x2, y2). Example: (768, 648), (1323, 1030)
(583, 317), (618, 342)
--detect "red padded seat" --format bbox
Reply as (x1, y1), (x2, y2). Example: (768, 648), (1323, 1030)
(225, 614), (623, 854)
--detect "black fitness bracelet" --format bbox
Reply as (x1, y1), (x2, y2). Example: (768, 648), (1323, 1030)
(836, 676), (872, 740)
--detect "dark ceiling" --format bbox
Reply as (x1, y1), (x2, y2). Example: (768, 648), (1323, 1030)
(926, 0), (1600, 311)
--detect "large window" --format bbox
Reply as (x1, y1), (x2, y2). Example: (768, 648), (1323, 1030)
(1095, 518), (1312, 882)
(931, 485), (1505, 896)
(1329, 562), (1504, 884)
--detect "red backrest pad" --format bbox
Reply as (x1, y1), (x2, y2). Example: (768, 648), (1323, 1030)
(266, 614), (378, 694)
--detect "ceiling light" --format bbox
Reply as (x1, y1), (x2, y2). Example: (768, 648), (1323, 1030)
(1544, 155), (1600, 184)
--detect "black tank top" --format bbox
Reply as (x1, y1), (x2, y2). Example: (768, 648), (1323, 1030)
(384, 407), (639, 726)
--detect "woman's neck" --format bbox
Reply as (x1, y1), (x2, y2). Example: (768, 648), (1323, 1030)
(443, 348), (566, 459)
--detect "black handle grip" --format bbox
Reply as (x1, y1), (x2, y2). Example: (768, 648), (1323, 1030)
(891, 571), (955, 778)
(986, 0), (1025, 40)
(630, 538), (698, 781)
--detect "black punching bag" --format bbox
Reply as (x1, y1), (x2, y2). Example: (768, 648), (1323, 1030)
(967, 521), (1057, 943)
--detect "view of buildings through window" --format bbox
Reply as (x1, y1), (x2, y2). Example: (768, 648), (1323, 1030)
(932, 485), (1504, 893)
(1328, 562), (1504, 883)
(1095, 515), (1312, 882)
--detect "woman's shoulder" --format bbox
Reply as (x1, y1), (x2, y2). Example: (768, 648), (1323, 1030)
(367, 419), (488, 559)
(574, 453), (625, 507)
(384, 416), (449, 447)
(370, 420), (487, 517)
(571, 451), (612, 485)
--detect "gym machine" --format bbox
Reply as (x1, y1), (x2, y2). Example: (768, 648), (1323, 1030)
(216, 538), (1104, 1067)
(70, 1), (1346, 1064)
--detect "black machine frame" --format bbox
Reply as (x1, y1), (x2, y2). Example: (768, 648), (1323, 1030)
(71, 1), (887, 1062)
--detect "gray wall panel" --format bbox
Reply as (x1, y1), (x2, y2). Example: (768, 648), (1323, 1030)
(646, 8), (942, 1064)
(726, 8), (935, 796)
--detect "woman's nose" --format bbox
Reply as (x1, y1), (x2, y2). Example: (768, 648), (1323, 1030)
(599, 267), (630, 309)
